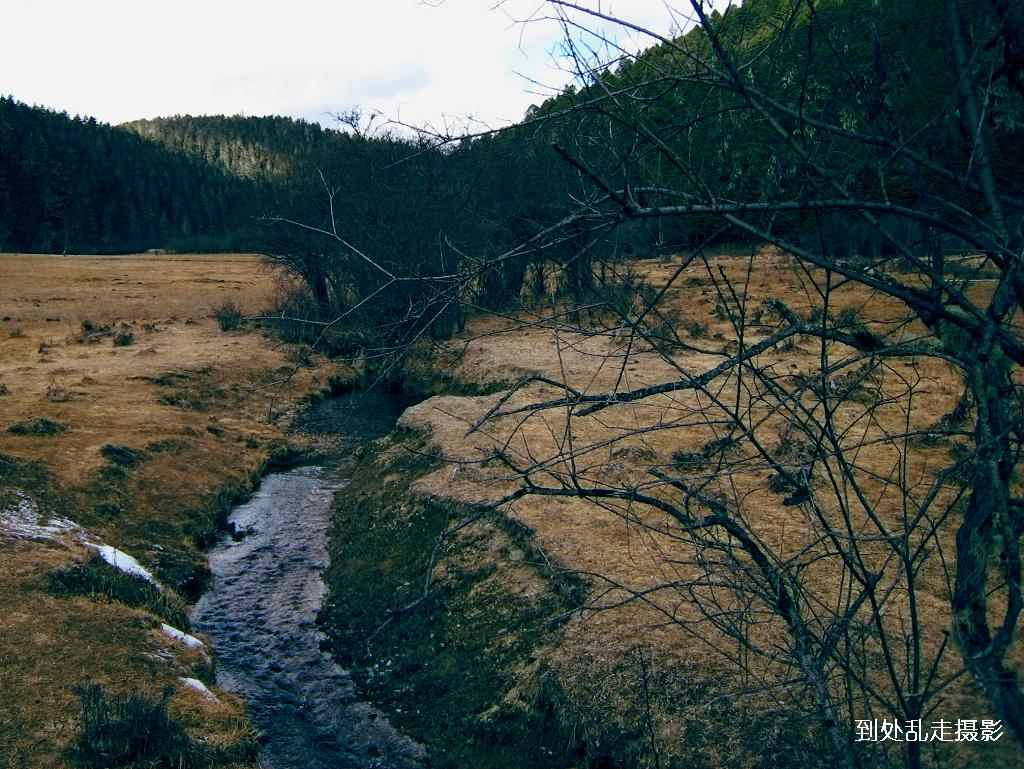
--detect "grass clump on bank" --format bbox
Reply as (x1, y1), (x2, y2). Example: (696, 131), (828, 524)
(69, 684), (190, 768)
(46, 555), (191, 630)
(8, 416), (66, 436)
(68, 684), (258, 769)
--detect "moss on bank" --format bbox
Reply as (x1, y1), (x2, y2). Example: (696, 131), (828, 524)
(321, 429), (587, 768)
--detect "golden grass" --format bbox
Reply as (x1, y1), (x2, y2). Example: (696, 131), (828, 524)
(0, 253), (338, 768)
(398, 250), (1021, 766)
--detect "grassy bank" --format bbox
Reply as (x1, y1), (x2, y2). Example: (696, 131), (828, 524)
(0, 253), (338, 768)
(321, 426), (588, 768)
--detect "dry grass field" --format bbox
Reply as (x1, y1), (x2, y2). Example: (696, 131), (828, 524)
(391, 249), (1021, 767)
(2, 250), (1018, 767)
(0, 253), (336, 768)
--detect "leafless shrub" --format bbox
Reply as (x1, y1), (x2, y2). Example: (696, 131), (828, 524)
(212, 297), (244, 331)
(45, 380), (69, 402)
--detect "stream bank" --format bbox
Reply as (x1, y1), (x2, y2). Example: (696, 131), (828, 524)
(320, 423), (589, 769)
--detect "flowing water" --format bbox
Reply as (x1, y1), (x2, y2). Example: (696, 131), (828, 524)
(191, 392), (425, 769)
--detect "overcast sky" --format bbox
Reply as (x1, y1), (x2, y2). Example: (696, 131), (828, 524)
(1, 1), (725, 131)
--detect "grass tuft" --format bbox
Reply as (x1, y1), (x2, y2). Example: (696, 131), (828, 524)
(69, 684), (190, 769)
(211, 298), (243, 331)
(68, 684), (258, 769)
(8, 416), (66, 436)
(99, 443), (144, 467)
(46, 555), (190, 629)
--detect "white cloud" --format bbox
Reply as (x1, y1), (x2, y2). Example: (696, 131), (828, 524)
(1, 0), (729, 129)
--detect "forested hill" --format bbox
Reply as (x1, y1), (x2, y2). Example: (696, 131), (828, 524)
(519, 0), (1024, 257)
(123, 114), (339, 183)
(0, 104), (444, 255)
(3, 0), (1020, 259)
(0, 97), (273, 254)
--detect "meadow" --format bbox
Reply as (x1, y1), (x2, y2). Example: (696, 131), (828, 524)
(0, 253), (331, 767)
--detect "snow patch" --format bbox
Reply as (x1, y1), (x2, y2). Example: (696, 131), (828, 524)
(0, 490), (78, 541)
(161, 623), (204, 650)
(88, 543), (160, 586)
(2, 490), (168, 596)
(178, 677), (219, 703)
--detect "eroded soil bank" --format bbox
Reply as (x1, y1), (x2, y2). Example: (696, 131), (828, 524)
(192, 392), (425, 769)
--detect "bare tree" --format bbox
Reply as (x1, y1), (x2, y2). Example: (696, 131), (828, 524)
(451, 1), (1024, 766)
(262, 2), (1022, 764)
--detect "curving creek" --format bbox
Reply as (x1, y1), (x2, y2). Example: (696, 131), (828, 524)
(191, 392), (426, 769)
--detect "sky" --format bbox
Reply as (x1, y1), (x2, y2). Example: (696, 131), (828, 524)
(0, 0), (725, 132)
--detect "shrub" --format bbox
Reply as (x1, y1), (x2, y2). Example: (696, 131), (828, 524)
(262, 281), (323, 343)
(69, 685), (193, 769)
(766, 472), (796, 494)
(601, 264), (659, 321)
(158, 393), (210, 411)
(8, 417), (65, 436)
(211, 297), (243, 331)
(684, 318), (708, 338)
(112, 331), (134, 347)
(99, 443), (143, 467)
(284, 343), (314, 366)
(832, 305), (862, 329)
(46, 380), (70, 402)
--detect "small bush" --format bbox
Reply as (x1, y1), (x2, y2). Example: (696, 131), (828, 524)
(212, 298), (243, 331)
(99, 443), (143, 467)
(766, 472), (796, 494)
(112, 331), (134, 347)
(284, 343), (314, 366)
(158, 393), (210, 411)
(46, 380), (70, 402)
(0, 382), (8, 396)
(93, 503), (124, 518)
(263, 281), (323, 343)
(70, 684), (191, 769)
(9, 327), (26, 338)
(8, 417), (66, 436)
(684, 319), (708, 338)
(673, 436), (739, 470)
(600, 264), (659, 322)
(832, 305), (862, 329)
(146, 438), (188, 454)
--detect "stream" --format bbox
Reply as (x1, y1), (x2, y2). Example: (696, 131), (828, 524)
(191, 392), (425, 769)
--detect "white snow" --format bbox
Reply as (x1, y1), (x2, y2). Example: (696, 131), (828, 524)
(2, 492), (165, 592)
(178, 677), (219, 703)
(160, 623), (204, 650)
(87, 543), (160, 586)
(0, 490), (78, 541)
